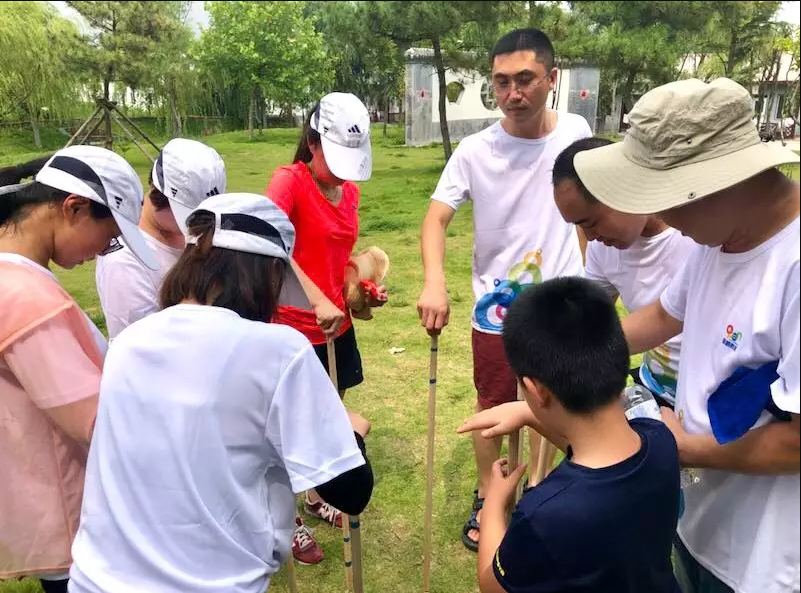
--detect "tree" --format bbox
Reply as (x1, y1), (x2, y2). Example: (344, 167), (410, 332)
(199, 1), (331, 139)
(782, 26), (800, 132)
(365, 1), (503, 161)
(694, 1), (782, 85)
(306, 1), (402, 136)
(569, 1), (714, 129)
(0, 2), (82, 148)
(67, 1), (189, 146)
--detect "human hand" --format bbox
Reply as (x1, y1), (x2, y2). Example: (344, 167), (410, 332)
(314, 297), (346, 338)
(366, 285), (388, 308)
(457, 401), (535, 439)
(484, 458), (527, 509)
(417, 283), (450, 336)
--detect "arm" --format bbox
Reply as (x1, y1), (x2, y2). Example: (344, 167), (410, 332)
(623, 300), (683, 355)
(4, 314), (100, 445)
(478, 497), (510, 593)
(664, 409), (800, 474)
(417, 201), (457, 334)
(315, 432), (373, 515)
(266, 343), (371, 498)
(457, 400), (570, 453)
(291, 259), (345, 338)
(418, 145), (470, 335)
(477, 459), (536, 593)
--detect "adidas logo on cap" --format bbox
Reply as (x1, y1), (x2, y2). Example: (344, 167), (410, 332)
(348, 125), (362, 135)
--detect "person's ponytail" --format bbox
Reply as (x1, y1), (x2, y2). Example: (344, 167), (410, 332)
(0, 155), (58, 227)
(0, 154), (113, 227)
(293, 104), (321, 164)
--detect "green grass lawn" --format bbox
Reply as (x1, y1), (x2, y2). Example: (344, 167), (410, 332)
(1, 126), (799, 593)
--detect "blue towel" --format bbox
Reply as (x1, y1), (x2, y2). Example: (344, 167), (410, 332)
(707, 360), (782, 445)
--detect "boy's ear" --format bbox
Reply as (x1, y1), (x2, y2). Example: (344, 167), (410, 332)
(521, 377), (551, 409)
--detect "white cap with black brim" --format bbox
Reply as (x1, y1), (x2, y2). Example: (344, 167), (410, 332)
(186, 193), (311, 310)
(34, 145), (159, 270)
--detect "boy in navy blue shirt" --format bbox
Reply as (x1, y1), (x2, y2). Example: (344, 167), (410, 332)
(458, 277), (681, 593)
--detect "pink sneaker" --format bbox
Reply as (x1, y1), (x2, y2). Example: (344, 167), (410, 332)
(292, 516), (324, 565)
(304, 494), (343, 528)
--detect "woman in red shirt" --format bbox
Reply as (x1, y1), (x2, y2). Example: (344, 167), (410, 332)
(266, 92), (384, 565)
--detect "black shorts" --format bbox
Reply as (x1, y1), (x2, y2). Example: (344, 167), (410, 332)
(313, 325), (364, 393)
(629, 367), (674, 410)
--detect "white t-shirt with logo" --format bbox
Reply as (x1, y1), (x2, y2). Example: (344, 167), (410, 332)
(69, 304), (365, 593)
(660, 217), (800, 593)
(432, 114), (590, 334)
(95, 232), (184, 339)
(585, 228), (697, 403)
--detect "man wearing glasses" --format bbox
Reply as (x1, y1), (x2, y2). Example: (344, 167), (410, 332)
(416, 28), (591, 552)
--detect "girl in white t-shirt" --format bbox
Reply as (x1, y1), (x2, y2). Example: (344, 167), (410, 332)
(69, 193), (373, 593)
(552, 137), (697, 407)
(0, 147), (155, 593)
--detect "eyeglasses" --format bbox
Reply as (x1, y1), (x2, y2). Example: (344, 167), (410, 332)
(99, 237), (124, 257)
(492, 75), (550, 95)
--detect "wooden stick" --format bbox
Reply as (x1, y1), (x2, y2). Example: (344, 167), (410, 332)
(111, 102), (162, 153)
(65, 105), (103, 147)
(422, 334), (438, 593)
(349, 516), (365, 593)
(109, 110), (155, 163)
(507, 384), (523, 507)
(327, 340), (363, 593)
(285, 552), (299, 593)
(533, 436), (552, 485)
(78, 114), (107, 148)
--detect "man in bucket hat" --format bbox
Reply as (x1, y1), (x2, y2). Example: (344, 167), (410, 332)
(575, 77), (799, 593)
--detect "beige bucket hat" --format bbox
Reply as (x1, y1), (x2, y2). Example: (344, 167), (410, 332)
(574, 77), (800, 214)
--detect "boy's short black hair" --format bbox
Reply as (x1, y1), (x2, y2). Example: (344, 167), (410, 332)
(552, 137), (613, 204)
(490, 28), (555, 71)
(502, 277), (629, 414)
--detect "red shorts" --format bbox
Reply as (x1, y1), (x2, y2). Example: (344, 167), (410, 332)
(472, 329), (518, 409)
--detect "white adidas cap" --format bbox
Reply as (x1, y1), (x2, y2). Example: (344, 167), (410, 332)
(151, 138), (227, 234)
(310, 92), (372, 182)
(35, 145), (158, 270)
(186, 193), (311, 310)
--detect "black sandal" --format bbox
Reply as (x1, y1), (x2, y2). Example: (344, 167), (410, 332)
(461, 489), (483, 552)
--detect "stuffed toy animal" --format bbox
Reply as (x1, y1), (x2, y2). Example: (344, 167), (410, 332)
(344, 246), (389, 320)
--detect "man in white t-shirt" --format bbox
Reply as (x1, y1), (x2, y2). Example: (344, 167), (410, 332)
(417, 28), (590, 552)
(552, 136), (697, 407)
(96, 138), (226, 339)
(575, 78), (800, 593)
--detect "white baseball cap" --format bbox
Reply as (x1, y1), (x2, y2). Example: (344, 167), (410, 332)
(310, 92), (372, 182)
(151, 138), (227, 234)
(35, 145), (158, 270)
(186, 193), (311, 310)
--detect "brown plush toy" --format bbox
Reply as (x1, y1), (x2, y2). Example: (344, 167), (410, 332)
(344, 246), (389, 320)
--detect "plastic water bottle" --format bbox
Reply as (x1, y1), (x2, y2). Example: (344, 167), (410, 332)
(621, 384), (701, 491)
(621, 384), (662, 421)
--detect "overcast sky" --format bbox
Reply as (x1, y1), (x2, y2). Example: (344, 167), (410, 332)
(51, 0), (801, 36)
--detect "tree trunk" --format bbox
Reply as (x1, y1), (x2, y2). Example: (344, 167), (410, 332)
(29, 106), (41, 149)
(248, 87), (256, 140)
(619, 70), (637, 133)
(383, 94), (390, 137)
(432, 36), (452, 161)
(169, 78), (182, 138)
(763, 50), (782, 130)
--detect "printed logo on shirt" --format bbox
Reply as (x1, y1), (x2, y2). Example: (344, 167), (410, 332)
(474, 249), (543, 332)
(495, 548), (506, 577)
(722, 324), (743, 351)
